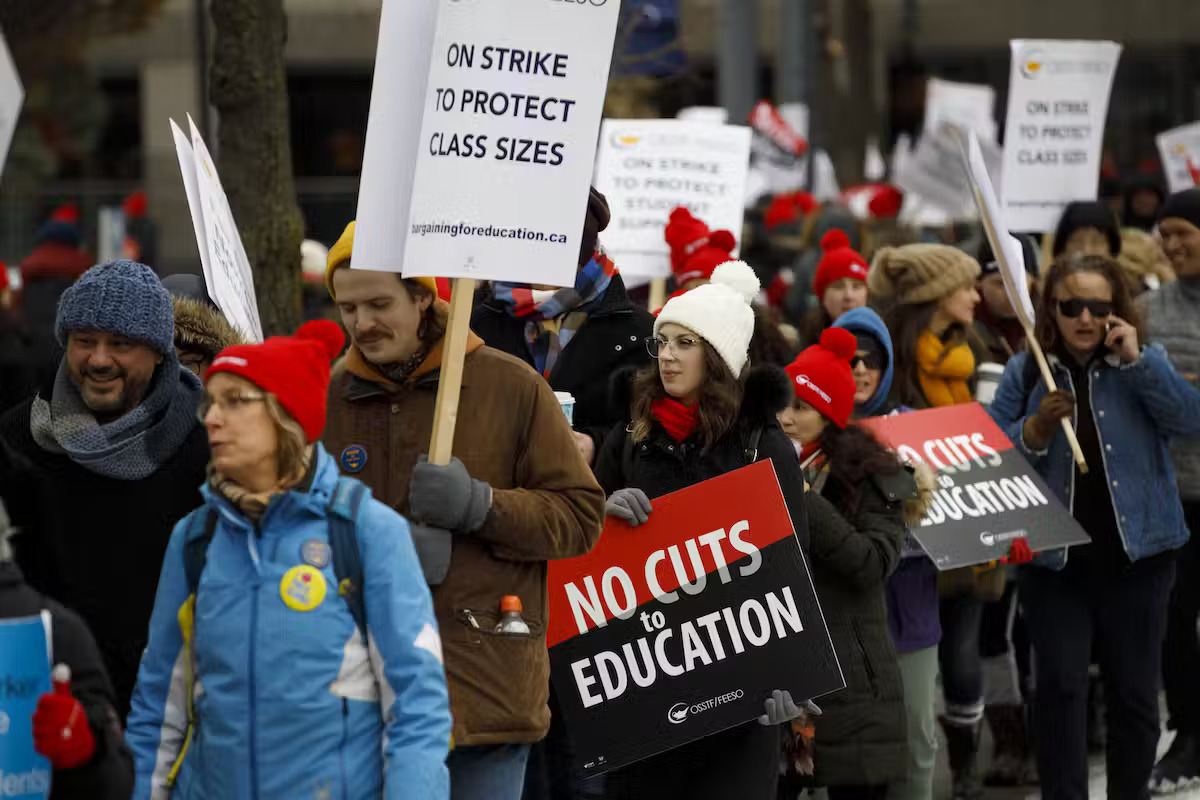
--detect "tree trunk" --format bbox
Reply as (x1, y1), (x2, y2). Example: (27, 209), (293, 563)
(209, 0), (302, 336)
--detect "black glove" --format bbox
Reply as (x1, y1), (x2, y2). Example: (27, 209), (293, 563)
(605, 488), (652, 526)
(408, 456), (492, 533)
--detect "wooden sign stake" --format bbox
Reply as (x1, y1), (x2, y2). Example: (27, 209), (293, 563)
(648, 278), (667, 313)
(428, 277), (477, 466)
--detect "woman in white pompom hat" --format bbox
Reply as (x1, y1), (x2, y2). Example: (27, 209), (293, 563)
(593, 261), (816, 800)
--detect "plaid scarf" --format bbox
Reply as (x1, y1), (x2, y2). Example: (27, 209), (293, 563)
(492, 253), (617, 377)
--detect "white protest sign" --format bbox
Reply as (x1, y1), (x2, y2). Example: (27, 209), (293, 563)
(925, 78), (997, 142)
(353, 0), (440, 275)
(676, 106), (728, 125)
(170, 120), (214, 294)
(1000, 40), (1122, 232)
(0, 31), (23, 180)
(961, 129), (1036, 327)
(399, 0), (620, 288)
(1156, 122), (1200, 195)
(894, 123), (1000, 217)
(594, 119), (751, 278)
(175, 115), (263, 342)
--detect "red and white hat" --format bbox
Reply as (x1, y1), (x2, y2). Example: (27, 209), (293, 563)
(206, 320), (345, 443)
(812, 229), (869, 300)
(784, 328), (858, 429)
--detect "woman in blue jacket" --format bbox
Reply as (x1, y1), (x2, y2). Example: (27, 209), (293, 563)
(989, 254), (1200, 800)
(126, 320), (451, 800)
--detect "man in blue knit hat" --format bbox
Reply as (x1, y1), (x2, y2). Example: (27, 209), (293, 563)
(0, 259), (209, 719)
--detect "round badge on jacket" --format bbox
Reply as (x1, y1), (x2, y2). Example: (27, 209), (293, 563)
(301, 539), (331, 569)
(280, 565), (327, 611)
(340, 445), (368, 473)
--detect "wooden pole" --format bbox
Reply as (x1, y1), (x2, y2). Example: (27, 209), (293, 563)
(1023, 326), (1089, 473)
(648, 278), (667, 313)
(427, 277), (477, 466)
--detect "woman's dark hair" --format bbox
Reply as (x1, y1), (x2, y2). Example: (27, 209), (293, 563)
(882, 300), (969, 409)
(1034, 254), (1141, 358)
(797, 305), (834, 350)
(399, 278), (445, 344)
(630, 339), (743, 451)
(818, 423), (903, 511)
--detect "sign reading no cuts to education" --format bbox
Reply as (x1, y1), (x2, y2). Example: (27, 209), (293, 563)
(1000, 40), (1122, 233)
(0, 614), (52, 800)
(387, 0), (621, 288)
(547, 460), (843, 778)
(860, 404), (1090, 570)
(593, 119), (752, 277)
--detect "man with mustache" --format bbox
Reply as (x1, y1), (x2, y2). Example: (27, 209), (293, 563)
(321, 221), (605, 800)
(0, 260), (209, 720)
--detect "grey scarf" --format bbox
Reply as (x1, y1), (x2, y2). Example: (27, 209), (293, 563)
(30, 359), (203, 480)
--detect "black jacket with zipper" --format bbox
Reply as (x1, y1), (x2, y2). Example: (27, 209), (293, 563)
(471, 273), (655, 450)
(0, 561), (134, 800)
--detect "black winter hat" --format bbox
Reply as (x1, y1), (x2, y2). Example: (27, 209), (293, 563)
(976, 233), (1040, 276)
(1052, 201), (1121, 258)
(1158, 188), (1200, 231)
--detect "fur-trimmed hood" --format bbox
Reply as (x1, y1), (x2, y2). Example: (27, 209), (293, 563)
(173, 296), (244, 360)
(608, 363), (793, 428)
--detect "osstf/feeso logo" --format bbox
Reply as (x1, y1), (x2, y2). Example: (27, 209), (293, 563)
(667, 689), (745, 724)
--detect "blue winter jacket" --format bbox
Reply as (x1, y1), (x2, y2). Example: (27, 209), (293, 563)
(126, 445), (451, 799)
(988, 345), (1200, 570)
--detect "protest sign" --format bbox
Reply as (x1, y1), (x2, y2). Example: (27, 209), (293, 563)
(594, 119), (751, 278)
(1156, 122), (1200, 194)
(1000, 40), (1122, 232)
(925, 78), (997, 142)
(398, 0), (619, 288)
(170, 116), (264, 342)
(860, 404), (1090, 569)
(676, 106), (728, 125)
(894, 123), (1000, 217)
(0, 614), (52, 800)
(0, 31), (23, 180)
(547, 460), (843, 777)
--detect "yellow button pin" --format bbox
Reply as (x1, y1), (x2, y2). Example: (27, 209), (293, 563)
(280, 565), (327, 612)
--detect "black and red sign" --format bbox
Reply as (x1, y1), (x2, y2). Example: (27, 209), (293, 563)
(547, 460), (843, 778)
(859, 403), (1090, 569)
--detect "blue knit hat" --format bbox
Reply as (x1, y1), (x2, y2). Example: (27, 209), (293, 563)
(56, 260), (175, 356)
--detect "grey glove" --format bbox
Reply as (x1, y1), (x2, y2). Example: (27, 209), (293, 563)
(606, 488), (652, 526)
(758, 689), (822, 726)
(409, 455), (492, 533)
(408, 521), (453, 586)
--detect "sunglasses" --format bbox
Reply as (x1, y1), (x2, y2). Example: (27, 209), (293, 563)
(1056, 298), (1113, 319)
(850, 352), (884, 371)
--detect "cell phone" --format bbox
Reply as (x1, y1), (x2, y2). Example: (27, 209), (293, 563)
(1105, 321), (1123, 351)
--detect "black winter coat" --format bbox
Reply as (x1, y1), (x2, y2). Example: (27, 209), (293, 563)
(0, 561), (134, 799)
(0, 403), (209, 720)
(805, 470), (910, 786)
(471, 273), (655, 450)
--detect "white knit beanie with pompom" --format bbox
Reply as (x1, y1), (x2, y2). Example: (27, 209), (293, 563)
(655, 260), (760, 377)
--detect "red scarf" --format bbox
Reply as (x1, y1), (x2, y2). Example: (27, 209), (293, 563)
(652, 395), (699, 443)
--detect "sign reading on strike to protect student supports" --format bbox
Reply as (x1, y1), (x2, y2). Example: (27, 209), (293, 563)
(547, 460), (843, 777)
(859, 404), (1090, 570)
(594, 119), (752, 277)
(391, 0), (620, 288)
(1001, 40), (1122, 233)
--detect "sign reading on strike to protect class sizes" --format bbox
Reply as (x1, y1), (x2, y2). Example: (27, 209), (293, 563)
(1000, 39), (1122, 232)
(859, 404), (1090, 570)
(547, 460), (843, 778)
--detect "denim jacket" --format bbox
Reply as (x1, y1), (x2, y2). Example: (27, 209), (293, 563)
(988, 344), (1200, 570)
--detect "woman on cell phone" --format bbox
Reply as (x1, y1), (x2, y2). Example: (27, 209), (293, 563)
(989, 253), (1200, 800)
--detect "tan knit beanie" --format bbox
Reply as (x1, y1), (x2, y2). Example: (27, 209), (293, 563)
(868, 244), (981, 306)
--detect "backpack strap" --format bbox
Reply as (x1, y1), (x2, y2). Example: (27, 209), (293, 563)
(328, 477), (369, 642)
(182, 508), (219, 595)
(621, 428), (636, 482)
(742, 424), (765, 465)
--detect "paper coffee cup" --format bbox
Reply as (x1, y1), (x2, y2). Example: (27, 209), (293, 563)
(975, 362), (1005, 407)
(554, 392), (576, 425)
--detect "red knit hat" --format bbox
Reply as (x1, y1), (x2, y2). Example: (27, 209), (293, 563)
(205, 319), (345, 443)
(785, 328), (858, 429)
(664, 207), (736, 284)
(867, 185), (904, 219)
(764, 191), (816, 232)
(812, 229), (869, 300)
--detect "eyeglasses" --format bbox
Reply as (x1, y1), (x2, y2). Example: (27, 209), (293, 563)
(850, 352), (884, 371)
(198, 392), (266, 422)
(645, 335), (701, 359)
(1056, 298), (1113, 319)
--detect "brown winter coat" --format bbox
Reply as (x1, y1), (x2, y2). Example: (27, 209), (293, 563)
(322, 331), (605, 747)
